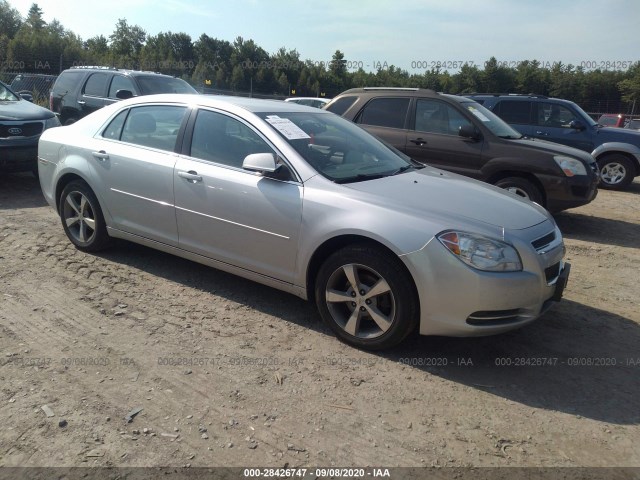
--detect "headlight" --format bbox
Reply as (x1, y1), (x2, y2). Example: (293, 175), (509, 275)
(44, 115), (61, 130)
(437, 231), (522, 272)
(553, 155), (587, 176)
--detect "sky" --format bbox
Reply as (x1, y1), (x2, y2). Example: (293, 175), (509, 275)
(6, 0), (640, 73)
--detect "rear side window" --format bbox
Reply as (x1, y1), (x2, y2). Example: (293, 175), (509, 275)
(357, 97), (410, 129)
(83, 73), (109, 97)
(52, 71), (84, 95)
(494, 101), (532, 124)
(325, 96), (358, 116)
(102, 109), (129, 140)
(120, 105), (188, 151)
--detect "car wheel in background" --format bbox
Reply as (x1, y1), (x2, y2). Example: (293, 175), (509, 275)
(494, 177), (544, 205)
(59, 180), (111, 252)
(597, 154), (634, 190)
(315, 244), (419, 350)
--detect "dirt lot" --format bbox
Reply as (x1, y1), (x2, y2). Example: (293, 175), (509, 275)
(0, 173), (638, 470)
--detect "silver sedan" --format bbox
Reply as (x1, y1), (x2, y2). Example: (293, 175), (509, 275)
(38, 94), (570, 350)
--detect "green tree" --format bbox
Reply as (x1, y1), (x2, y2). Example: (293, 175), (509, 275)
(109, 18), (146, 67)
(26, 3), (45, 30)
(0, 0), (23, 39)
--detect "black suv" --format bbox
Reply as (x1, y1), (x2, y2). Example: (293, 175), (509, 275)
(325, 88), (598, 212)
(467, 94), (640, 189)
(49, 67), (198, 125)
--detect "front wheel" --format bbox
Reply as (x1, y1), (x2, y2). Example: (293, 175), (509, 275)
(315, 244), (419, 350)
(597, 154), (634, 189)
(59, 180), (111, 252)
(494, 177), (544, 205)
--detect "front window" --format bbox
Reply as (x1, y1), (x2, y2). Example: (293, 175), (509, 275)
(460, 101), (523, 139)
(135, 76), (197, 95)
(535, 102), (578, 128)
(258, 111), (417, 183)
(415, 99), (473, 135)
(108, 75), (136, 98)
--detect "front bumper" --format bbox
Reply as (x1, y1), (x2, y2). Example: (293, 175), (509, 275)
(401, 222), (567, 336)
(542, 172), (599, 212)
(0, 145), (38, 172)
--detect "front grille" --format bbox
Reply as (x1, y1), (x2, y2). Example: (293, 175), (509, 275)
(0, 122), (44, 139)
(532, 231), (556, 251)
(467, 309), (524, 326)
(545, 262), (561, 283)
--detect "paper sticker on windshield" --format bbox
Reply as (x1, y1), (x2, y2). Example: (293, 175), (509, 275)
(265, 117), (310, 140)
(468, 106), (491, 122)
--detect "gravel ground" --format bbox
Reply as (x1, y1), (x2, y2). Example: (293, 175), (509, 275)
(0, 173), (638, 469)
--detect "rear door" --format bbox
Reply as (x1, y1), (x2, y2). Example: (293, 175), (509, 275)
(89, 104), (189, 245)
(492, 99), (534, 137)
(354, 97), (410, 152)
(79, 72), (111, 117)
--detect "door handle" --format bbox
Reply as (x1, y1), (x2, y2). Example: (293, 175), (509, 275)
(77, 100), (86, 105)
(535, 131), (550, 136)
(409, 138), (427, 146)
(92, 150), (109, 161)
(178, 170), (203, 183)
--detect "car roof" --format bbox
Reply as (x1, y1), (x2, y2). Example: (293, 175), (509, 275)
(466, 93), (578, 105)
(335, 88), (476, 104)
(114, 93), (332, 113)
(64, 67), (180, 79)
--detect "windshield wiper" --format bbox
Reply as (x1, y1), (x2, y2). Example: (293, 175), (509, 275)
(497, 134), (523, 139)
(391, 165), (415, 175)
(334, 173), (390, 184)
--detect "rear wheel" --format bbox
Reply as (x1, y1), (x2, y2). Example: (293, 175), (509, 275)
(597, 154), (634, 189)
(494, 177), (544, 205)
(315, 244), (419, 350)
(59, 180), (111, 252)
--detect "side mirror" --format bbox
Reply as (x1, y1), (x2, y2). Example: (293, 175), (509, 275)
(115, 89), (134, 100)
(459, 124), (480, 140)
(569, 120), (585, 131)
(243, 153), (280, 174)
(19, 92), (33, 102)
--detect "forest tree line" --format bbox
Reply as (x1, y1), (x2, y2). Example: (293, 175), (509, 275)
(1, 2), (640, 113)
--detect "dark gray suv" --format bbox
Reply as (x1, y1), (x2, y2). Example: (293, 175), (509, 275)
(49, 66), (198, 125)
(467, 94), (640, 189)
(326, 88), (599, 212)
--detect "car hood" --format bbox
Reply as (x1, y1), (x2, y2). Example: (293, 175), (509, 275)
(344, 167), (550, 231)
(510, 137), (595, 162)
(0, 99), (54, 121)
(596, 125), (640, 145)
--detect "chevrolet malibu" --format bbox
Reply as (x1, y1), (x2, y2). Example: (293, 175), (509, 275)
(38, 94), (570, 350)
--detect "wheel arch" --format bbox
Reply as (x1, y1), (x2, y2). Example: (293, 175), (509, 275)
(485, 170), (547, 206)
(594, 149), (640, 176)
(55, 173), (92, 211)
(305, 234), (419, 306)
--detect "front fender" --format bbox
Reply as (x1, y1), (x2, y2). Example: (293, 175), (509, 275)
(592, 142), (640, 161)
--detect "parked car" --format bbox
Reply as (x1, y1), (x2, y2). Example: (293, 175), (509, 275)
(38, 94), (570, 350)
(284, 97), (330, 108)
(49, 66), (197, 125)
(467, 94), (640, 189)
(10, 73), (57, 104)
(325, 88), (598, 212)
(597, 113), (626, 128)
(625, 118), (640, 131)
(0, 81), (60, 173)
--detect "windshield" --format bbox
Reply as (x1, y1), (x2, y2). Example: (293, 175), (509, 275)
(258, 112), (416, 183)
(0, 83), (19, 101)
(460, 101), (523, 138)
(136, 76), (198, 95)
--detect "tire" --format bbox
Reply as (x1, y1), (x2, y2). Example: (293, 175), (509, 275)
(597, 154), (634, 190)
(494, 177), (544, 205)
(314, 244), (419, 350)
(59, 180), (111, 252)
(63, 117), (78, 126)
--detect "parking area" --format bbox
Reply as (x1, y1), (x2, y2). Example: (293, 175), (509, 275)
(0, 173), (638, 468)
